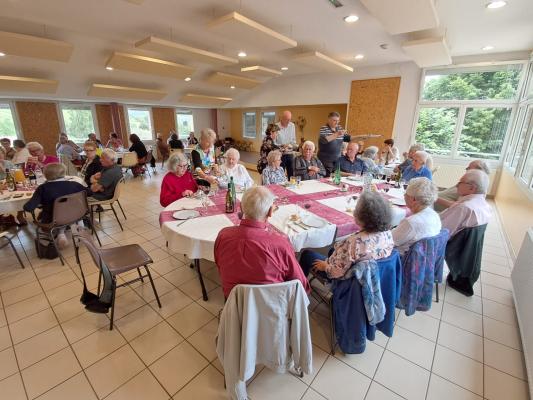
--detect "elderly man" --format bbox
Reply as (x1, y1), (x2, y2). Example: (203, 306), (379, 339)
(434, 160), (490, 211)
(56, 133), (82, 161)
(401, 151), (432, 182)
(275, 110), (297, 178)
(88, 133), (103, 149)
(1, 138), (16, 160)
(396, 143), (425, 173)
(88, 149), (123, 201)
(335, 141), (367, 176)
(214, 186), (310, 298)
(317, 111), (351, 175)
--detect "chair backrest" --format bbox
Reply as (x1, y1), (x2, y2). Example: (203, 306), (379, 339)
(445, 224), (487, 283)
(110, 178), (125, 202)
(121, 152), (138, 167)
(73, 228), (102, 270)
(52, 190), (89, 226)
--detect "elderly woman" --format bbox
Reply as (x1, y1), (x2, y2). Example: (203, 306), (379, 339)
(392, 177), (441, 255)
(218, 148), (254, 189)
(160, 152), (198, 207)
(106, 133), (123, 150)
(360, 146), (383, 175)
(191, 128), (218, 184)
(257, 123), (280, 173)
(402, 151), (432, 182)
(294, 141), (326, 180)
(56, 133), (82, 162)
(262, 150), (287, 185)
(26, 142), (59, 171)
(11, 140), (30, 165)
(79, 140), (102, 186)
(299, 191), (394, 278)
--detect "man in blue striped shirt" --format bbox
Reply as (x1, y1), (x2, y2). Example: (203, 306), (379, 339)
(317, 112), (351, 175)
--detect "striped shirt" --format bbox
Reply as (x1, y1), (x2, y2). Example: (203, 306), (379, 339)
(317, 124), (349, 162)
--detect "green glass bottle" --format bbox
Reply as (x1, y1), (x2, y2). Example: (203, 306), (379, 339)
(334, 163), (341, 185)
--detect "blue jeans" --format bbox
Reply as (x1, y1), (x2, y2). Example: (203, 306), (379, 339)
(299, 249), (329, 276)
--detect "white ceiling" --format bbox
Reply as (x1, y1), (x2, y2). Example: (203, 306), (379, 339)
(0, 0), (531, 106)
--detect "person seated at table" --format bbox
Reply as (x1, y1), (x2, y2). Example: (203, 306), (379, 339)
(257, 123), (280, 173)
(402, 151), (432, 182)
(434, 160), (490, 212)
(299, 191), (394, 278)
(262, 150), (287, 185)
(191, 128), (218, 185)
(23, 162), (86, 248)
(128, 133), (148, 176)
(294, 141), (327, 181)
(11, 140), (30, 166)
(88, 133), (104, 149)
(379, 139), (400, 165)
(392, 177), (441, 255)
(168, 133), (184, 150)
(79, 141), (102, 187)
(335, 141), (367, 176)
(1, 138), (16, 160)
(214, 186), (310, 298)
(56, 133), (82, 162)
(106, 132), (123, 150)
(440, 170), (492, 238)
(0, 147), (14, 180)
(218, 148), (254, 189)
(160, 152), (198, 207)
(188, 132), (198, 146)
(395, 143), (425, 174)
(87, 149), (123, 201)
(26, 142), (59, 171)
(360, 146), (383, 175)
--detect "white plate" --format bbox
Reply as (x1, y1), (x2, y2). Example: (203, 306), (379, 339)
(300, 214), (327, 228)
(346, 176), (361, 181)
(173, 210), (200, 220)
(390, 198), (406, 206)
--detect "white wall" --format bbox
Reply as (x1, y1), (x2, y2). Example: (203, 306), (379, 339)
(191, 108), (214, 134)
(227, 61), (422, 153)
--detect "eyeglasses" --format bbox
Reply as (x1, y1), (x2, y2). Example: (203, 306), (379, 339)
(457, 181), (473, 186)
(176, 164), (189, 169)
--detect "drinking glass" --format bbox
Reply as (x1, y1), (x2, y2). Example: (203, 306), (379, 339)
(296, 176), (302, 187)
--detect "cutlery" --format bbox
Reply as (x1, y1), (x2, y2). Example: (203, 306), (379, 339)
(295, 221), (310, 230)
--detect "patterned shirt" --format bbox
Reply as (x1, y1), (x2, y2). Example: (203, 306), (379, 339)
(317, 124), (350, 163)
(257, 136), (279, 172)
(326, 231), (394, 279)
(262, 166), (287, 185)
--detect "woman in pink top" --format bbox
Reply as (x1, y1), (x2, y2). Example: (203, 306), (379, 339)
(160, 152), (198, 207)
(26, 142), (59, 171)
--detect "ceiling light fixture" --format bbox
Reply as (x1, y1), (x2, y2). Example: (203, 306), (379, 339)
(486, 1), (507, 9)
(354, 54), (364, 60)
(281, 67), (288, 71)
(238, 51), (247, 57)
(343, 15), (359, 23)
(230, 85), (236, 89)
(105, 66), (114, 71)
(184, 77), (191, 82)
(482, 45), (495, 51)
(0, 52), (5, 57)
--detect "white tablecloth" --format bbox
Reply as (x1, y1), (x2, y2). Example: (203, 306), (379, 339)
(284, 180), (335, 195)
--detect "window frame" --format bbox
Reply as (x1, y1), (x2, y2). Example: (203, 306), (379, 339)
(260, 110), (277, 138)
(242, 111), (257, 139)
(58, 102), (99, 144)
(175, 109), (195, 140)
(0, 101), (22, 141)
(124, 105), (155, 143)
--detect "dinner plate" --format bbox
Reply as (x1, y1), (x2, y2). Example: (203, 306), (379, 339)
(390, 198), (406, 206)
(173, 210), (200, 220)
(300, 214), (327, 228)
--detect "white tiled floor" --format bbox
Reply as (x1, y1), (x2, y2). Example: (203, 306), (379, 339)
(0, 169), (529, 399)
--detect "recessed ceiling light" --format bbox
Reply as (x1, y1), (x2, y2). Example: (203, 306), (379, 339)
(230, 85), (236, 89)
(354, 54), (364, 60)
(281, 67), (289, 71)
(105, 66), (114, 71)
(482, 45), (495, 51)
(184, 77), (191, 82)
(238, 51), (247, 57)
(486, 1), (507, 9)
(344, 15), (359, 23)
(0, 52), (5, 57)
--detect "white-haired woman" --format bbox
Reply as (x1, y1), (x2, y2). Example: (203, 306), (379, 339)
(262, 150), (287, 185)
(25, 142), (59, 171)
(361, 146), (383, 175)
(294, 141), (326, 180)
(160, 152), (198, 207)
(218, 148), (254, 189)
(402, 151), (432, 182)
(392, 177), (441, 255)
(191, 128), (218, 184)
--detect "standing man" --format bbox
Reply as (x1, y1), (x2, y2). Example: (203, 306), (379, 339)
(317, 112), (350, 175)
(275, 110), (297, 178)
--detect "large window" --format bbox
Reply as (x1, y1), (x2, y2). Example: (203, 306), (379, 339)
(60, 104), (97, 143)
(414, 64), (524, 160)
(126, 107), (153, 141)
(176, 111), (194, 139)
(0, 103), (18, 141)
(243, 112), (256, 139)
(261, 111), (276, 136)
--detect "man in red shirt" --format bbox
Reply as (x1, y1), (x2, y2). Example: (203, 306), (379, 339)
(214, 186), (310, 298)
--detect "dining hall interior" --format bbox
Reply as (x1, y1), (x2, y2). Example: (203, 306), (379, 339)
(0, 0), (533, 399)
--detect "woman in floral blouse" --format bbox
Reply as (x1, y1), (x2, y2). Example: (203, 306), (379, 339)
(299, 191), (394, 278)
(257, 123), (280, 173)
(262, 150), (287, 185)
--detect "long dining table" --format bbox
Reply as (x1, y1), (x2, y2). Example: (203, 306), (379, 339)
(159, 177), (408, 301)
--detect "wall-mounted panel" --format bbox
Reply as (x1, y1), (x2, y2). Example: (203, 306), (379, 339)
(15, 101), (61, 154)
(152, 107), (176, 137)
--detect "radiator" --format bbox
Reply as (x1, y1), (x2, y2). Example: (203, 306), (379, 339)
(511, 229), (533, 399)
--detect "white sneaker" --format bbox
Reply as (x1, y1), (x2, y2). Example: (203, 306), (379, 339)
(57, 233), (69, 249)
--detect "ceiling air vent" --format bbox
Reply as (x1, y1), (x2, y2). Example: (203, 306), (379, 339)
(327, 0), (343, 8)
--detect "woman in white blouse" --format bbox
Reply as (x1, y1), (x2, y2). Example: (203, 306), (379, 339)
(218, 148), (254, 189)
(392, 177), (441, 255)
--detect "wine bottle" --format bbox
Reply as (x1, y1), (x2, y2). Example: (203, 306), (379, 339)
(225, 179), (235, 213)
(5, 169), (16, 192)
(230, 176), (236, 202)
(28, 169), (37, 185)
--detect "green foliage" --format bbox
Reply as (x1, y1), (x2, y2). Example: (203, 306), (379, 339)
(416, 108), (457, 155)
(0, 107), (18, 139)
(62, 108), (95, 142)
(128, 110), (152, 140)
(177, 114), (194, 138)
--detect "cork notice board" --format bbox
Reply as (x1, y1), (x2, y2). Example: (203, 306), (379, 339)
(346, 77), (401, 148)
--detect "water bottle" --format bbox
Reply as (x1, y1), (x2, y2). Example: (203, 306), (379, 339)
(363, 172), (373, 191)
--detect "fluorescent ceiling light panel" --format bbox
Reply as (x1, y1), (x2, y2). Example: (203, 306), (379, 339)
(88, 83), (166, 100)
(180, 93), (233, 106)
(205, 72), (261, 89)
(0, 75), (58, 93)
(106, 52), (195, 79)
(240, 66), (283, 78)
(0, 31), (73, 62)
(208, 12), (297, 52)
(402, 36), (452, 67)
(359, 0), (439, 34)
(292, 51), (354, 72)
(135, 36), (238, 66)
